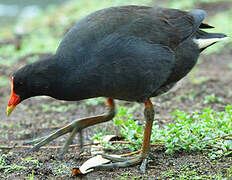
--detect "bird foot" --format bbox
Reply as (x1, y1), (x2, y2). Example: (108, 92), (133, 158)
(23, 104), (115, 157)
(91, 153), (149, 174)
(24, 123), (78, 155)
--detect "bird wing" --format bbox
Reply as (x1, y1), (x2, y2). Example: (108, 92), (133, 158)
(112, 8), (207, 47)
(154, 8), (207, 44)
(57, 7), (207, 55)
(184, 9), (206, 40)
(75, 34), (175, 102)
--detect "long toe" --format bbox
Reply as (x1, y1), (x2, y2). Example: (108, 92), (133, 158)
(23, 136), (46, 145)
(98, 153), (131, 162)
(92, 155), (143, 170)
(59, 127), (79, 157)
(140, 155), (149, 174)
(26, 99), (115, 156)
(27, 124), (74, 153)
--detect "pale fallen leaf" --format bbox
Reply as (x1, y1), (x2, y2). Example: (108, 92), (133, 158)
(73, 135), (123, 175)
(102, 135), (122, 142)
(72, 155), (110, 175)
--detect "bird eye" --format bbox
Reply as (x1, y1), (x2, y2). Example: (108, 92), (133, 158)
(16, 82), (23, 87)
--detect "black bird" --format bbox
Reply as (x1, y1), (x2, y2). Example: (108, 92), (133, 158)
(6, 6), (228, 173)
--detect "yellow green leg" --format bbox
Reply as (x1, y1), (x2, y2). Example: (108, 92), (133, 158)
(26, 98), (115, 155)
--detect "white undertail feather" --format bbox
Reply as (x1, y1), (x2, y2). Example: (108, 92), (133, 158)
(194, 37), (229, 49)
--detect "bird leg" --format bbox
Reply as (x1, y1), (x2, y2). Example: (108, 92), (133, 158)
(91, 99), (154, 174)
(25, 98), (115, 156)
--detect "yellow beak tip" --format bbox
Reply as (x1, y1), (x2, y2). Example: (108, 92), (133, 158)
(6, 105), (16, 116)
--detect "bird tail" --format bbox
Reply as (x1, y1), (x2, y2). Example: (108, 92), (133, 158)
(194, 32), (229, 50)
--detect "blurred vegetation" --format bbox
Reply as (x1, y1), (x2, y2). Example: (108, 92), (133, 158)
(0, 0), (231, 68)
(0, 0), (153, 66)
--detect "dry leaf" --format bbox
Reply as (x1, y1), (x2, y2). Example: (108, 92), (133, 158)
(72, 135), (123, 175)
(72, 155), (110, 175)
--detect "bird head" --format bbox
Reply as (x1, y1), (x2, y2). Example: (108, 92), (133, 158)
(6, 65), (33, 116)
(6, 60), (52, 116)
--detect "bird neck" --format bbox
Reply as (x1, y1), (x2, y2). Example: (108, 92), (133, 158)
(27, 55), (64, 97)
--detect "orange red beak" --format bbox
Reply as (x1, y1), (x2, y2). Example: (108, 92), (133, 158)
(6, 77), (20, 116)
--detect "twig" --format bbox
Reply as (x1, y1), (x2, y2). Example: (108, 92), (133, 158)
(0, 141), (164, 150)
(120, 150), (141, 157)
(1, 140), (231, 154)
(0, 144), (78, 150)
(199, 133), (232, 142)
(206, 145), (232, 151)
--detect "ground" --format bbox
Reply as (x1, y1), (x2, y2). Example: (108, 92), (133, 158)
(0, 1), (232, 179)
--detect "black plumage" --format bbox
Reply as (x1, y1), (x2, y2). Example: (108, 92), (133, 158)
(12, 6), (227, 103)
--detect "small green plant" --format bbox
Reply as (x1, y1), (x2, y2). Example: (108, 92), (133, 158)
(0, 154), (27, 173)
(203, 94), (224, 104)
(26, 170), (35, 180)
(119, 172), (142, 180)
(161, 169), (176, 179)
(53, 163), (70, 176)
(91, 131), (104, 141)
(103, 104), (232, 157)
(153, 106), (232, 155)
(113, 106), (143, 151)
(227, 166), (232, 179)
(25, 157), (42, 168)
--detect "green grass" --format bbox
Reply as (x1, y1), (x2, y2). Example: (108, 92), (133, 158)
(154, 105), (232, 156)
(24, 157), (42, 168)
(0, 0), (230, 68)
(203, 94), (224, 104)
(93, 104), (232, 159)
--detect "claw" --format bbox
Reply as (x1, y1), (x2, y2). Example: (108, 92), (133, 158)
(97, 153), (129, 162)
(140, 155), (149, 174)
(59, 127), (79, 157)
(27, 123), (74, 153)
